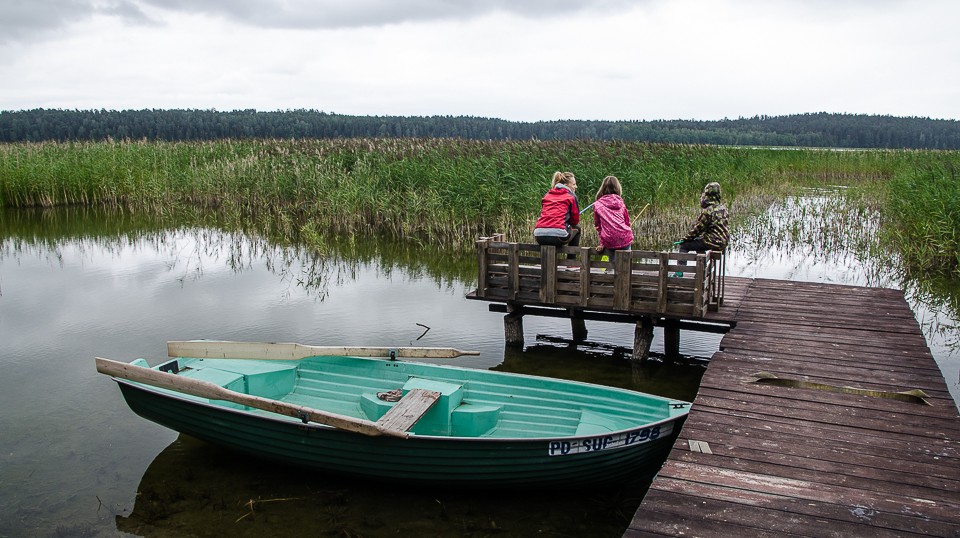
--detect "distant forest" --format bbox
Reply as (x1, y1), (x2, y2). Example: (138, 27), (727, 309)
(2, 108), (959, 149)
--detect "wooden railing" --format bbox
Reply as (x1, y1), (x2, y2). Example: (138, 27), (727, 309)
(476, 234), (725, 318)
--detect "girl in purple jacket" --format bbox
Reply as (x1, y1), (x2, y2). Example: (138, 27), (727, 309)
(593, 176), (634, 259)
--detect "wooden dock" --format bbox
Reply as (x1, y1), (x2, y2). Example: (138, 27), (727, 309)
(468, 237), (730, 358)
(627, 278), (960, 537)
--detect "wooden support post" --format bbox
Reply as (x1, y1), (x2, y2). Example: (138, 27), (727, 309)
(693, 254), (706, 317)
(632, 317), (654, 361)
(657, 252), (669, 314)
(504, 306), (524, 347)
(720, 247), (726, 306)
(579, 247), (591, 306)
(664, 320), (680, 357)
(476, 238), (490, 298)
(508, 242), (519, 301)
(614, 251), (632, 311)
(540, 245), (557, 304)
(571, 311), (588, 342)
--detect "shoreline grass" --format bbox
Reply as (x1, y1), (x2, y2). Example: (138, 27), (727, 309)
(1, 137), (958, 272)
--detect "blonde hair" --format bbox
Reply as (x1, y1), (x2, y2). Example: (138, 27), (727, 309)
(551, 171), (576, 189)
(596, 175), (622, 199)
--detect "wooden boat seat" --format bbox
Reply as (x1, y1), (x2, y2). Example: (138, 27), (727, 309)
(375, 388), (441, 433)
(360, 377), (502, 437)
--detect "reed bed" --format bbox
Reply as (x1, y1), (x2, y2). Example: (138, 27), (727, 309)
(1, 138), (957, 271)
(883, 156), (960, 273)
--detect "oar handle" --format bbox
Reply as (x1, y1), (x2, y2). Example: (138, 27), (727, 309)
(95, 357), (407, 438)
(167, 341), (480, 361)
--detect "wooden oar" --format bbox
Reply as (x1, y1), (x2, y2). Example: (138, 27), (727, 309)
(95, 357), (408, 438)
(167, 341), (479, 361)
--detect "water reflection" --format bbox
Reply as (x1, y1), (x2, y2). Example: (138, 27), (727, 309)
(116, 434), (646, 538)
(1, 206), (695, 538)
(3, 190), (960, 537)
(496, 336), (708, 403)
(729, 187), (960, 403)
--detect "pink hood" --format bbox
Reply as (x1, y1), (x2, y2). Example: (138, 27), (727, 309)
(593, 194), (633, 249)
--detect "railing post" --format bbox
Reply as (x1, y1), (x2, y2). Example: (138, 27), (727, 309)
(657, 252), (669, 314)
(579, 247), (591, 306)
(720, 247), (726, 306)
(693, 253), (706, 317)
(508, 242), (519, 301)
(540, 245), (556, 303)
(476, 237), (490, 298)
(614, 250), (632, 311)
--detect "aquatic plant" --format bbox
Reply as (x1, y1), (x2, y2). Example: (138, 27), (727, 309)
(884, 156), (960, 274)
(1, 138), (956, 266)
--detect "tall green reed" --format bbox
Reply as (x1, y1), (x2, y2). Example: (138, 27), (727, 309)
(884, 155), (960, 274)
(1, 138), (953, 258)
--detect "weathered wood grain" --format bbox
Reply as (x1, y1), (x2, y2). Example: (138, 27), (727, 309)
(631, 278), (960, 538)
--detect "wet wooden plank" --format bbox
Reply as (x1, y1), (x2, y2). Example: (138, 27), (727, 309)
(655, 460), (960, 525)
(631, 279), (960, 538)
(374, 388), (441, 432)
(673, 429), (960, 486)
(639, 487), (959, 537)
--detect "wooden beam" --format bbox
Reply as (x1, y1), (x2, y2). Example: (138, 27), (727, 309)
(508, 242), (520, 301)
(540, 245), (556, 303)
(504, 309), (524, 347)
(633, 318), (654, 361)
(374, 388), (441, 432)
(579, 247), (591, 306)
(614, 251), (632, 310)
(167, 341), (480, 361)
(693, 254), (706, 317)
(657, 252), (669, 313)
(95, 357), (406, 438)
(476, 238), (490, 298)
(485, 303), (733, 332)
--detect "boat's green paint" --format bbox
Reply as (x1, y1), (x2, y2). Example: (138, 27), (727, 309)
(112, 354), (689, 488)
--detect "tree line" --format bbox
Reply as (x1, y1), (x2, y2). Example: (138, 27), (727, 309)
(1, 108), (958, 149)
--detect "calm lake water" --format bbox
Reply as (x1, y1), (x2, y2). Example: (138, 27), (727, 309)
(2, 195), (958, 538)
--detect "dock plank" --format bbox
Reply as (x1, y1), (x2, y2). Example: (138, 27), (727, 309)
(629, 278), (960, 537)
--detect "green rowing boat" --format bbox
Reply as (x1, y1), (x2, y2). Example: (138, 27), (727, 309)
(97, 341), (690, 488)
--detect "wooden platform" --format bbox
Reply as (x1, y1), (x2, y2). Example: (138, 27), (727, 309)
(627, 278), (960, 537)
(472, 238), (727, 319)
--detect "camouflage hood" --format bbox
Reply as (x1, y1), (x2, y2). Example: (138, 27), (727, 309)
(700, 182), (722, 208)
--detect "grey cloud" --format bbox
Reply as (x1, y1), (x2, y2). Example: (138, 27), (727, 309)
(99, 0), (160, 26)
(0, 0), (95, 43)
(135, 0), (640, 30)
(0, 0), (157, 44)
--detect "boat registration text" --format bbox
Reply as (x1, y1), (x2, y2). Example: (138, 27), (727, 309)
(547, 422), (673, 456)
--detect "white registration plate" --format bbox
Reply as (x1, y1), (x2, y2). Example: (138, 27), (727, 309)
(547, 422), (672, 456)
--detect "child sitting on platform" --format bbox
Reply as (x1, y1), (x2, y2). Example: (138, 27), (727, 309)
(592, 176), (633, 260)
(675, 181), (729, 276)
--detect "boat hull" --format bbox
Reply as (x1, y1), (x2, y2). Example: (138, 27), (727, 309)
(117, 380), (684, 488)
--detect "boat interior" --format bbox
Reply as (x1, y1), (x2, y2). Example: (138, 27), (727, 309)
(141, 355), (688, 439)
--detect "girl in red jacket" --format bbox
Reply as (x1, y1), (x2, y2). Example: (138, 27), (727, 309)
(592, 175), (633, 259)
(534, 171), (581, 249)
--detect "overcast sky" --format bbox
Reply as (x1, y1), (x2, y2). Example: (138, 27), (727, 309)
(1, 0), (958, 122)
